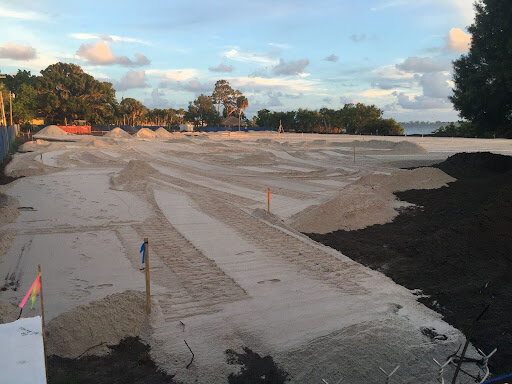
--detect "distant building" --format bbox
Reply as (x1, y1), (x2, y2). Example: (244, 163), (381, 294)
(221, 116), (247, 128)
(30, 117), (45, 125)
(179, 123), (194, 132)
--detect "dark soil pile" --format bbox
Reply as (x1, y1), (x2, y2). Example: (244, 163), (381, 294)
(226, 347), (289, 383)
(48, 337), (180, 384)
(307, 152), (512, 374)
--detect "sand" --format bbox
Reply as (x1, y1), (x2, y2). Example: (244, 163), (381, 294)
(104, 127), (132, 138)
(1, 133), (512, 383)
(136, 127), (157, 138)
(46, 290), (147, 358)
(155, 127), (173, 138)
(35, 125), (68, 136)
(290, 167), (455, 234)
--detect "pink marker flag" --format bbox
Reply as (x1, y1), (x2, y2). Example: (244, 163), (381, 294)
(19, 273), (41, 309)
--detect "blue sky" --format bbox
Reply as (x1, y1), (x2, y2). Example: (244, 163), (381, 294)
(1, 0), (475, 121)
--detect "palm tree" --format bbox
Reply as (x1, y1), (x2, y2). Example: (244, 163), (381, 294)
(236, 96), (248, 131)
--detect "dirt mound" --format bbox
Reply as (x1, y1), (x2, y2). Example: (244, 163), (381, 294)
(347, 139), (426, 154)
(104, 127), (131, 138)
(34, 125), (68, 137)
(155, 127), (173, 138)
(291, 167), (454, 233)
(239, 151), (278, 165)
(307, 152), (512, 373)
(136, 128), (157, 138)
(46, 290), (146, 358)
(48, 337), (180, 384)
(435, 151), (512, 178)
(86, 139), (107, 147)
(111, 160), (158, 189)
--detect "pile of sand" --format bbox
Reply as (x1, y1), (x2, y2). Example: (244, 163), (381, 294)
(104, 127), (131, 138)
(34, 125), (68, 137)
(46, 290), (146, 358)
(87, 139), (107, 147)
(111, 160), (158, 189)
(155, 127), (173, 138)
(348, 140), (427, 154)
(136, 128), (157, 139)
(291, 167), (455, 234)
(19, 139), (51, 152)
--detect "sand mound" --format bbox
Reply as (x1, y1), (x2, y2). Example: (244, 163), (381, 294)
(291, 167), (455, 234)
(46, 290), (146, 358)
(111, 160), (158, 189)
(104, 127), (131, 138)
(19, 140), (51, 152)
(136, 128), (157, 139)
(348, 140), (426, 154)
(154, 127), (173, 138)
(256, 138), (272, 144)
(35, 125), (68, 136)
(239, 151), (278, 165)
(87, 139), (107, 147)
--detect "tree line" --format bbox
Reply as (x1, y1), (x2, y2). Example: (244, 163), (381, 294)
(255, 104), (403, 135)
(0, 63), (251, 129)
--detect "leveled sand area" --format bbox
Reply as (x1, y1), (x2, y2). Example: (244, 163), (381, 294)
(1, 132), (511, 383)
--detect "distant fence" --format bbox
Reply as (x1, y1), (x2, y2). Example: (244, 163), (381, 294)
(0, 125), (19, 162)
(92, 125), (277, 133)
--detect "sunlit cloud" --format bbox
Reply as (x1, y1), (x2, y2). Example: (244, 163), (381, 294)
(0, 43), (37, 60)
(76, 41), (150, 67)
(224, 48), (279, 65)
(445, 28), (471, 53)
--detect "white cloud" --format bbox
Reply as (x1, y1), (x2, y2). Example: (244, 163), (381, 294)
(324, 54), (339, 62)
(395, 93), (451, 109)
(273, 58), (309, 76)
(224, 48), (279, 65)
(228, 76), (317, 92)
(76, 41), (150, 67)
(208, 63), (233, 73)
(147, 68), (200, 82)
(0, 7), (43, 20)
(445, 27), (471, 53)
(0, 43), (36, 60)
(396, 56), (448, 73)
(419, 72), (452, 98)
(70, 33), (150, 45)
(113, 70), (148, 91)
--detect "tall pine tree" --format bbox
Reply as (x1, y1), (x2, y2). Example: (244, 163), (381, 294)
(450, 0), (512, 137)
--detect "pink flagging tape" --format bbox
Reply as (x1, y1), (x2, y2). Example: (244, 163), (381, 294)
(18, 273), (41, 308)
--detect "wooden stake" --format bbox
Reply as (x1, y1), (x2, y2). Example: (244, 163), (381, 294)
(353, 145), (356, 163)
(267, 188), (271, 214)
(38, 264), (48, 383)
(144, 238), (151, 314)
(41, 154), (45, 172)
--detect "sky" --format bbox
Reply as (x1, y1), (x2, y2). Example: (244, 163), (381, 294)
(0, 0), (475, 121)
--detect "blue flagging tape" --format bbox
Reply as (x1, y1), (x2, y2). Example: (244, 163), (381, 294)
(482, 372), (512, 383)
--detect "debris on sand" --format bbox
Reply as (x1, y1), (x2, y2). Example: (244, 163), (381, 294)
(48, 337), (180, 384)
(226, 347), (289, 384)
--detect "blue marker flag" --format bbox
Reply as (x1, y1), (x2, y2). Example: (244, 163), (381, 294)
(140, 242), (147, 264)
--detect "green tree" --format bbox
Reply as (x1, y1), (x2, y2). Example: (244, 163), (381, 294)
(450, 0), (512, 137)
(236, 95), (248, 131)
(12, 84), (38, 124)
(120, 98), (146, 126)
(185, 94), (219, 127)
(212, 80), (242, 118)
(339, 103), (383, 134)
(38, 62), (117, 124)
